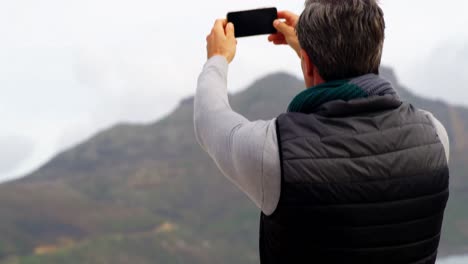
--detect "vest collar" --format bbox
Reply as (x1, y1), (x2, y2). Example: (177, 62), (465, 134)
(315, 94), (403, 117)
(287, 74), (400, 115)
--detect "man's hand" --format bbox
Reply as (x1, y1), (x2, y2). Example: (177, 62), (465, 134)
(268, 11), (301, 57)
(206, 19), (237, 63)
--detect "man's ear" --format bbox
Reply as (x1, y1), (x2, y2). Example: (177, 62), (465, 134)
(300, 49), (314, 76)
(300, 49), (326, 87)
(300, 49), (315, 88)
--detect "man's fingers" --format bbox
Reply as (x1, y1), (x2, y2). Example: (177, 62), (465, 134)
(213, 19), (227, 36)
(268, 33), (285, 42)
(268, 33), (287, 45)
(213, 18), (227, 27)
(226, 22), (235, 39)
(277, 10), (298, 21)
(273, 40), (287, 45)
(273, 19), (294, 36)
(268, 34), (276, 41)
(206, 19), (237, 63)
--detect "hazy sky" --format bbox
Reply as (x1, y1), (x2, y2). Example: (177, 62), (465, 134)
(1, 0), (467, 181)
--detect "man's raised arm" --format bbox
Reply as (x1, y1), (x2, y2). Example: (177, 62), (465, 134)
(194, 20), (281, 214)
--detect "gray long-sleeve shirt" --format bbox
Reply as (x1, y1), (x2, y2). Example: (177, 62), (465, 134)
(194, 55), (450, 216)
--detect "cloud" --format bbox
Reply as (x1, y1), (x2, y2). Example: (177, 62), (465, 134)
(0, 135), (35, 176)
(405, 40), (468, 106)
(1, 0), (468, 182)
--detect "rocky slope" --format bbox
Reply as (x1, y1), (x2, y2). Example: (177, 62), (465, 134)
(0, 69), (467, 263)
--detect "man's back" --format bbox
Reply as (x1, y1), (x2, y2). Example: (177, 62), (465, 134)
(261, 95), (449, 264)
(197, 1), (451, 262)
(194, 56), (450, 264)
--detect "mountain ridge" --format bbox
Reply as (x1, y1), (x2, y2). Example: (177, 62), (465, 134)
(1, 68), (467, 263)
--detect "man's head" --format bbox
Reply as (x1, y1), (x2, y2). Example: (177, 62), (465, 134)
(297, 0), (385, 84)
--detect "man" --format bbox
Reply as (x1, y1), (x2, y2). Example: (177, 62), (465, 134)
(194, 1), (450, 263)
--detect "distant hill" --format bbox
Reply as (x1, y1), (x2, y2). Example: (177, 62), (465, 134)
(0, 69), (467, 263)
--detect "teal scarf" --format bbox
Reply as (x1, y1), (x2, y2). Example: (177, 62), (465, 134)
(287, 80), (369, 114)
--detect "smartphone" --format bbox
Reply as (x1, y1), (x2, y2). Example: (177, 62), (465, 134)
(227, 7), (278, 38)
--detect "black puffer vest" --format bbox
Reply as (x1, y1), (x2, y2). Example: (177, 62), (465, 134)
(260, 95), (449, 264)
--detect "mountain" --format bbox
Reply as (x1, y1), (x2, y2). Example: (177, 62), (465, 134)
(0, 69), (467, 263)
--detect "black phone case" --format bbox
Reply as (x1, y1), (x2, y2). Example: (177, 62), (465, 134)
(227, 7), (277, 38)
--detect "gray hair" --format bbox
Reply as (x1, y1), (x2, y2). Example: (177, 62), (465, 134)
(296, 0), (385, 81)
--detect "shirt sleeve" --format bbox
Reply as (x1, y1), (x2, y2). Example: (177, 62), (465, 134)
(420, 110), (450, 162)
(194, 56), (281, 214)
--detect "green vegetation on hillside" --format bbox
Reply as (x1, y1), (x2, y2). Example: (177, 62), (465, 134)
(0, 70), (467, 262)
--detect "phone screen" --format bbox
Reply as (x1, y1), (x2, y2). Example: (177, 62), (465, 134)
(227, 7), (278, 38)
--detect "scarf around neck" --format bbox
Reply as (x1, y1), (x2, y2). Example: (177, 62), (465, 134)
(287, 74), (398, 114)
